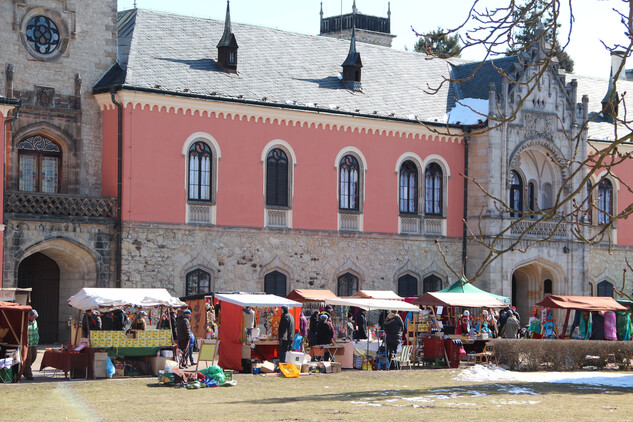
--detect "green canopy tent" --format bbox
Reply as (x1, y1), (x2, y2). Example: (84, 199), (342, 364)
(438, 278), (511, 305)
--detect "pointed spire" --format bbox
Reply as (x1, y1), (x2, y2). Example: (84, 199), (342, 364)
(217, 0), (239, 73)
(341, 1), (362, 90)
(217, 0), (233, 48)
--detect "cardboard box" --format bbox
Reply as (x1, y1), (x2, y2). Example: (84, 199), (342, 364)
(148, 357), (169, 376)
(300, 364), (309, 373)
(260, 360), (276, 373)
(331, 362), (341, 373)
(93, 352), (108, 378)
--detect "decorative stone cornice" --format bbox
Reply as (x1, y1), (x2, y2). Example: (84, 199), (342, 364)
(94, 90), (464, 142)
(0, 103), (17, 117)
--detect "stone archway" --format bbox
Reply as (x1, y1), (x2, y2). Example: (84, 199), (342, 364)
(511, 258), (565, 324)
(16, 238), (99, 343)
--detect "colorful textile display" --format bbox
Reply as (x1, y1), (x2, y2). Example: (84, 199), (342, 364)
(616, 312), (632, 341)
(579, 312), (592, 340)
(604, 311), (617, 340)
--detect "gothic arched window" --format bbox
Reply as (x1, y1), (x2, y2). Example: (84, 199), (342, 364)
(509, 171), (523, 217)
(337, 272), (359, 296)
(188, 141), (212, 201)
(18, 135), (61, 193)
(597, 179), (613, 225)
(397, 274), (418, 297)
(186, 269), (212, 296)
(597, 280), (614, 298)
(264, 270), (287, 296)
(423, 275), (442, 294)
(339, 155), (360, 210)
(266, 148), (289, 207)
(399, 160), (418, 214)
(425, 163), (443, 215)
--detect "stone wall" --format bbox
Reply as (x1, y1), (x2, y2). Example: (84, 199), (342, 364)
(121, 222), (463, 297)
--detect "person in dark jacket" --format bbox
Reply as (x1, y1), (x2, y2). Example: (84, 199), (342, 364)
(316, 314), (334, 345)
(82, 310), (102, 338)
(278, 305), (295, 363)
(157, 310), (178, 342)
(383, 311), (404, 361)
(308, 311), (319, 345)
(176, 310), (194, 367)
(354, 309), (368, 339)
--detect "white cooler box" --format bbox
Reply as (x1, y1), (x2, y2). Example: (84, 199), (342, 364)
(285, 351), (307, 368)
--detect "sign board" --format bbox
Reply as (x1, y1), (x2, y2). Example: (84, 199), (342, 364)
(0, 290), (15, 302)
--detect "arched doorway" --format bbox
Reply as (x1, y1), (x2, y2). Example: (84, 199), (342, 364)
(18, 252), (60, 343)
(511, 259), (564, 325)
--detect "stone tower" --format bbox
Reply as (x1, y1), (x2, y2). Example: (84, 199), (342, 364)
(1, 0), (118, 342)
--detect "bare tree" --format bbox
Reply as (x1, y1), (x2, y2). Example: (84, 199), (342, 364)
(414, 0), (633, 291)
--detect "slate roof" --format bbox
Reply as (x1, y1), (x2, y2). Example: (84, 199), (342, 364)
(94, 8), (628, 141)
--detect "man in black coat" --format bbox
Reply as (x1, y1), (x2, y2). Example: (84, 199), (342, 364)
(354, 309), (368, 340)
(278, 305), (295, 363)
(383, 310), (404, 362)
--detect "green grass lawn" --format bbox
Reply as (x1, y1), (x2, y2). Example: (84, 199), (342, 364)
(2, 369), (632, 421)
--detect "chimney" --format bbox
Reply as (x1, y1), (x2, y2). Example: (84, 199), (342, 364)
(601, 51), (626, 121)
(217, 0), (239, 73)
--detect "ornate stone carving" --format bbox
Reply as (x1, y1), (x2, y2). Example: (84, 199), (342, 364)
(523, 112), (557, 140)
(36, 87), (55, 107)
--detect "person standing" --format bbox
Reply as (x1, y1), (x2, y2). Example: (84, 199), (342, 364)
(383, 310), (404, 363)
(24, 309), (39, 380)
(176, 309), (194, 368)
(354, 309), (368, 340)
(278, 305), (295, 363)
(500, 313), (520, 338)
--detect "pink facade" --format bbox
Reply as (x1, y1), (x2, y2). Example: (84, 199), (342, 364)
(102, 105), (466, 237)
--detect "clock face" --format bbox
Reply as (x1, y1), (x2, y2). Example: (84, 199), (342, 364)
(25, 15), (60, 55)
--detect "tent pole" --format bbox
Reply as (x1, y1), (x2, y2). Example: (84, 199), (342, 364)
(75, 310), (81, 346)
(560, 309), (571, 339)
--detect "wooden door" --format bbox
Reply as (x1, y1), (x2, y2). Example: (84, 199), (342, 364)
(18, 252), (60, 343)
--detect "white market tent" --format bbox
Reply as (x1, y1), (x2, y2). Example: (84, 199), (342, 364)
(413, 292), (507, 308)
(67, 288), (186, 310)
(324, 297), (419, 312)
(214, 293), (302, 308)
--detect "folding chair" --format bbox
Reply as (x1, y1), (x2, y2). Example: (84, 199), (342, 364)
(392, 345), (413, 370)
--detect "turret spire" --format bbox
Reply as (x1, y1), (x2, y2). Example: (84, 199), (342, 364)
(217, 0), (239, 73)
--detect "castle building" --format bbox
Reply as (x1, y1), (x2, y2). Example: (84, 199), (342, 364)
(1, 1), (630, 342)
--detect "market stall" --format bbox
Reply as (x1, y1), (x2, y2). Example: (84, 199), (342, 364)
(535, 295), (628, 339)
(63, 288), (186, 377)
(324, 297), (420, 368)
(215, 293), (302, 372)
(437, 278), (511, 305)
(352, 290), (404, 300)
(0, 301), (31, 382)
(413, 292), (507, 367)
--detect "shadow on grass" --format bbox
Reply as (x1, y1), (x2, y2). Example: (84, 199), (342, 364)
(221, 380), (632, 406)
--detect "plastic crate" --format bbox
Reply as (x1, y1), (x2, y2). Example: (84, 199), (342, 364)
(278, 362), (300, 378)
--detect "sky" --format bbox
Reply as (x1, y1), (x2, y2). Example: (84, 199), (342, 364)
(117, 0), (630, 78)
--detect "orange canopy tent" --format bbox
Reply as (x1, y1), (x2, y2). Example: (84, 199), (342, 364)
(352, 290), (403, 300)
(286, 289), (338, 303)
(535, 295), (628, 338)
(0, 301), (32, 381)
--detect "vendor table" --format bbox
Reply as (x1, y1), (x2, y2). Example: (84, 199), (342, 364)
(309, 344), (344, 361)
(353, 340), (380, 357)
(248, 340), (279, 362)
(40, 348), (95, 379)
(103, 346), (162, 358)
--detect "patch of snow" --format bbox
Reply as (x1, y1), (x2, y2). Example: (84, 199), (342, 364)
(367, 404), (382, 407)
(447, 403), (477, 407)
(285, 100), (295, 105)
(350, 401), (368, 405)
(329, 104), (339, 110)
(493, 399), (541, 406)
(444, 98), (489, 125)
(305, 103), (315, 108)
(402, 396), (435, 403)
(458, 365), (633, 388)
(465, 390), (487, 397)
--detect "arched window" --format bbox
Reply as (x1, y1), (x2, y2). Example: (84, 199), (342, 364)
(397, 274), (418, 297)
(399, 160), (418, 214)
(186, 269), (212, 296)
(18, 135), (61, 193)
(509, 170), (523, 217)
(425, 163), (443, 215)
(598, 179), (613, 225)
(266, 148), (289, 207)
(264, 271), (287, 296)
(527, 181), (536, 216)
(542, 182), (553, 210)
(423, 275), (442, 294)
(597, 280), (614, 298)
(337, 272), (359, 296)
(585, 181), (593, 224)
(188, 141), (212, 201)
(339, 155), (360, 210)
(543, 279), (553, 295)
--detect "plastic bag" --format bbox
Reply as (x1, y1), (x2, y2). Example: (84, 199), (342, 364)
(105, 357), (115, 378)
(198, 365), (226, 384)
